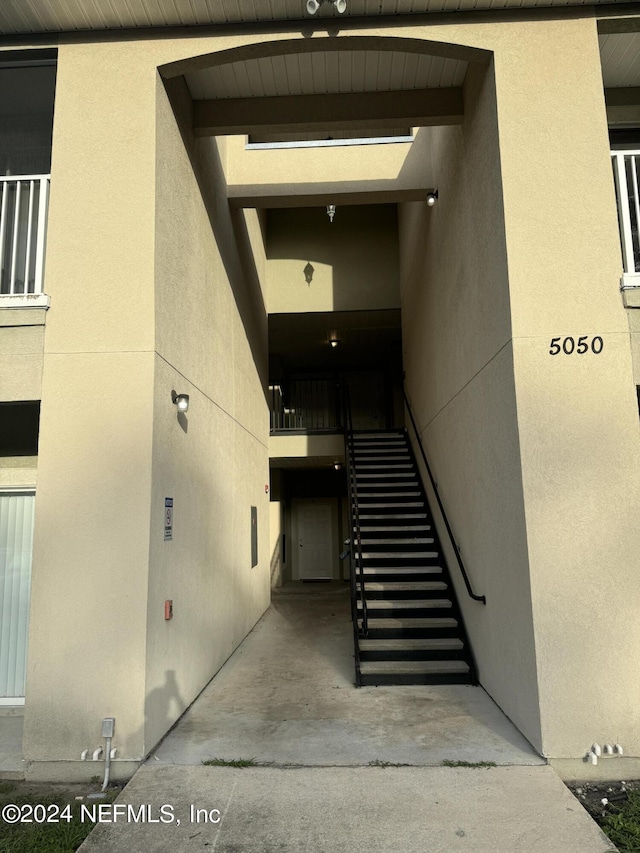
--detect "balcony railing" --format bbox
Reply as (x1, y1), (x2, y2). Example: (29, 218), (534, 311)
(612, 151), (640, 279)
(0, 175), (50, 301)
(270, 378), (342, 432)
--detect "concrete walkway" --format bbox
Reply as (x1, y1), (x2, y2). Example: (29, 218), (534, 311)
(78, 584), (615, 852)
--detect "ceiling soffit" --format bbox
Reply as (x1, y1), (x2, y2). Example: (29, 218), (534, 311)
(0, 0), (637, 36)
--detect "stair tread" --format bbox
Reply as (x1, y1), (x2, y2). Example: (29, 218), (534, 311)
(363, 501), (424, 509)
(364, 617), (458, 628)
(359, 638), (463, 651)
(359, 513), (428, 519)
(358, 524), (431, 533)
(360, 599), (452, 609)
(362, 552), (439, 559)
(362, 566), (444, 575)
(357, 464), (413, 469)
(360, 581), (447, 591)
(359, 660), (470, 674)
(356, 471), (416, 480)
(358, 537), (434, 544)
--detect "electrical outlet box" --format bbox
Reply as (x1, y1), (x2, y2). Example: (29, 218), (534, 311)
(101, 717), (115, 738)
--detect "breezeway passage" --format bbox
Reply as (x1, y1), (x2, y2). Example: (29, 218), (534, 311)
(77, 585), (613, 853)
(146, 583), (541, 768)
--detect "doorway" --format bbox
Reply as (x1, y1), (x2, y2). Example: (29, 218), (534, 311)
(293, 498), (335, 580)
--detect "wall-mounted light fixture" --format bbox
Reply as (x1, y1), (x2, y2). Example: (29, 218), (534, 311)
(326, 204), (336, 223)
(171, 390), (190, 413)
(307, 0), (346, 14)
(333, 461), (343, 471)
(426, 190), (439, 207)
(304, 262), (314, 284)
(329, 338), (340, 348)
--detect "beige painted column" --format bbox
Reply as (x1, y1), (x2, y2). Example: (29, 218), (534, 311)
(495, 18), (640, 766)
(23, 41), (158, 779)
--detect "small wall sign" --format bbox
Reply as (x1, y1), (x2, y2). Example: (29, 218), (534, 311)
(164, 497), (173, 541)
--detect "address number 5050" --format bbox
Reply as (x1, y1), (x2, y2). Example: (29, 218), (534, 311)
(549, 336), (603, 356)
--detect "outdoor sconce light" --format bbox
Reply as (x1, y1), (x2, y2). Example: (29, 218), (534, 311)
(326, 204), (336, 223)
(426, 191), (439, 207)
(171, 390), (190, 413)
(307, 0), (346, 14)
(330, 338), (340, 348)
(304, 262), (314, 284)
(333, 462), (342, 471)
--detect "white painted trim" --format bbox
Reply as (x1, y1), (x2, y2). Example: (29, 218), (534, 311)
(0, 293), (49, 309)
(246, 135), (414, 151)
(0, 698), (25, 706)
(621, 273), (640, 289)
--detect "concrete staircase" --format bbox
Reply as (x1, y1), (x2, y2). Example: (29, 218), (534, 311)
(349, 430), (476, 686)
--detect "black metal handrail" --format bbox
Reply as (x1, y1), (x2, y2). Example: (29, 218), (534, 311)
(342, 383), (368, 682)
(403, 388), (486, 605)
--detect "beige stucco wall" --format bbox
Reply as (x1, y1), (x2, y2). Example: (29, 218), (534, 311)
(144, 77), (270, 753)
(266, 204), (399, 314)
(399, 59), (541, 745)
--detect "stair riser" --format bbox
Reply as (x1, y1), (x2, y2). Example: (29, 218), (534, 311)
(359, 673), (475, 687)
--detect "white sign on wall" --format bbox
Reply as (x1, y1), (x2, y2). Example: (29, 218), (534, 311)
(164, 498), (173, 541)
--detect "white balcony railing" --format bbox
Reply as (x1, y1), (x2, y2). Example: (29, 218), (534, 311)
(612, 151), (640, 282)
(0, 175), (50, 304)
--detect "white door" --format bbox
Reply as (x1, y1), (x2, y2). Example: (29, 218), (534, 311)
(0, 491), (34, 702)
(296, 501), (333, 580)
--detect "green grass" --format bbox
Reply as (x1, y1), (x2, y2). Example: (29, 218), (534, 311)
(441, 759), (497, 768)
(368, 760), (410, 768)
(600, 789), (640, 852)
(0, 781), (111, 853)
(201, 757), (270, 768)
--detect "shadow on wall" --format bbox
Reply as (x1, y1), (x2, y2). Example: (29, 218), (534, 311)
(270, 536), (282, 588)
(266, 204), (400, 312)
(144, 670), (185, 755)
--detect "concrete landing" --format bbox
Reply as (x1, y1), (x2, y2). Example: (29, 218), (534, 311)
(78, 764), (616, 853)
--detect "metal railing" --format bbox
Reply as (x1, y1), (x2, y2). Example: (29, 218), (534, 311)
(404, 389), (486, 605)
(0, 175), (50, 298)
(342, 383), (367, 685)
(612, 151), (640, 277)
(269, 377), (342, 432)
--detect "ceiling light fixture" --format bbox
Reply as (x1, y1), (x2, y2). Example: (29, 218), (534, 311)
(307, 0), (347, 14)
(326, 204), (336, 222)
(426, 190), (439, 207)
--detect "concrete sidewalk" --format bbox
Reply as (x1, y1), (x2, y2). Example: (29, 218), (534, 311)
(79, 764), (615, 853)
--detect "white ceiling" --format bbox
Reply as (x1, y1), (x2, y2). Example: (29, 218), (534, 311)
(186, 50), (467, 99)
(0, 0), (636, 34)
